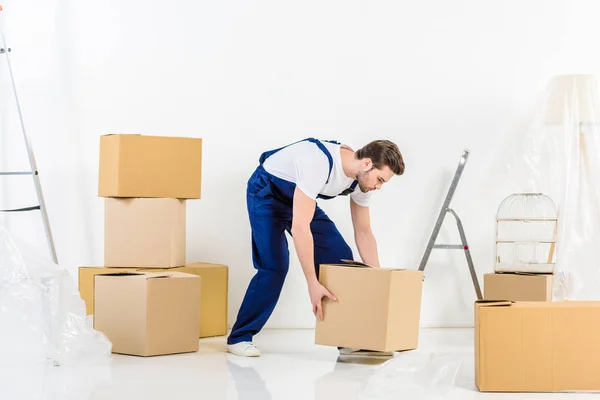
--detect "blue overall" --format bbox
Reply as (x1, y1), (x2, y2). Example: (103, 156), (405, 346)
(227, 138), (359, 345)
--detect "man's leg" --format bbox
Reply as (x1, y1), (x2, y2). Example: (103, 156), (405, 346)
(227, 213), (290, 348)
(310, 206), (354, 274)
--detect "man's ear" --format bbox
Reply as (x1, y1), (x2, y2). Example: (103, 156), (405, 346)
(361, 158), (373, 170)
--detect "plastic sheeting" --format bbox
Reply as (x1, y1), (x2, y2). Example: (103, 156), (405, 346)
(357, 352), (465, 399)
(491, 74), (600, 301)
(0, 223), (111, 366)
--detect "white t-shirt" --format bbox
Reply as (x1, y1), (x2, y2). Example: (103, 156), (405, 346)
(262, 140), (373, 207)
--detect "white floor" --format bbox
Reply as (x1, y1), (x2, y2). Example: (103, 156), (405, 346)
(0, 328), (595, 400)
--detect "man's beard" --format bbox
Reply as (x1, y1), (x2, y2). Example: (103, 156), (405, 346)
(357, 168), (373, 193)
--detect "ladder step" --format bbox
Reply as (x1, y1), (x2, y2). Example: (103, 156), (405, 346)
(433, 244), (467, 249)
(0, 205), (41, 212)
(0, 171), (34, 176)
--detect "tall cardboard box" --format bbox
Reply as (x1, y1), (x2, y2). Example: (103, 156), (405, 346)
(104, 198), (185, 268)
(98, 134), (202, 199)
(475, 300), (600, 392)
(484, 273), (553, 302)
(94, 271), (201, 357)
(315, 262), (423, 352)
(79, 262), (228, 338)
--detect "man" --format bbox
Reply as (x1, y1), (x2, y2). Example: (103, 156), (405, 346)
(227, 137), (405, 357)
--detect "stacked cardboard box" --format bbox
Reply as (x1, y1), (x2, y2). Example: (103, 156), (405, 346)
(79, 134), (229, 357)
(483, 272), (553, 302)
(475, 300), (600, 392)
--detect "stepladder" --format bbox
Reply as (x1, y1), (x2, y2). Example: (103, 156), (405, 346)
(418, 149), (483, 300)
(0, 5), (58, 264)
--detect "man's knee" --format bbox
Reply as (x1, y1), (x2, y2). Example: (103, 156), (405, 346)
(257, 266), (288, 286)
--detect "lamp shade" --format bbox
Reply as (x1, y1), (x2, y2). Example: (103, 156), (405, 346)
(544, 74), (600, 124)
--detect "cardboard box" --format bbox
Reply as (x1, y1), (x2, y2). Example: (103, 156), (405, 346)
(79, 262), (228, 338)
(94, 271), (201, 357)
(98, 133), (202, 199)
(315, 261), (423, 352)
(475, 300), (600, 392)
(104, 197), (185, 268)
(484, 273), (553, 302)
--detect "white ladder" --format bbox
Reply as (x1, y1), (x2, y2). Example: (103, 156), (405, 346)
(0, 5), (58, 264)
(418, 149), (482, 300)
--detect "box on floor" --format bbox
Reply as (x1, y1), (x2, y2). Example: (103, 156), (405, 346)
(484, 272), (553, 302)
(80, 262), (228, 338)
(475, 300), (600, 392)
(315, 261), (423, 352)
(104, 197), (186, 268)
(98, 133), (202, 199)
(94, 271), (201, 357)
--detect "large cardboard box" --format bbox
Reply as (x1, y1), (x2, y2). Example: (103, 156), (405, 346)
(79, 262), (228, 338)
(104, 198), (185, 268)
(94, 271), (201, 357)
(315, 261), (423, 352)
(484, 273), (553, 302)
(475, 300), (600, 392)
(98, 134), (202, 199)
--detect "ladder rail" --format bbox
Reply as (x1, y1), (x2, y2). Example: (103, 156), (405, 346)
(447, 208), (483, 300)
(0, 10), (58, 264)
(418, 149), (482, 300)
(418, 149), (469, 271)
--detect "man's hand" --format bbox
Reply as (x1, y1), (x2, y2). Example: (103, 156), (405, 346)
(308, 279), (336, 320)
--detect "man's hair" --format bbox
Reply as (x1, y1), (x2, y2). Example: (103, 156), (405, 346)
(355, 140), (405, 175)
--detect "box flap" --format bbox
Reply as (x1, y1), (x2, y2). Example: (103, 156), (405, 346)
(475, 300), (515, 307)
(496, 271), (553, 277)
(95, 272), (173, 279)
(340, 259), (372, 268)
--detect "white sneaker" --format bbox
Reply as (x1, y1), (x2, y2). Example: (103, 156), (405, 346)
(338, 347), (394, 357)
(227, 342), (261, 357)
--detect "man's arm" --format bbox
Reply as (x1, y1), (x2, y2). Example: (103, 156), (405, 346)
(350, 197), (380, 267)
(291, 187), (336, 320)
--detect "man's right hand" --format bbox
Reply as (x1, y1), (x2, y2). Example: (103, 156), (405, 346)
(308, 279), (336, 321)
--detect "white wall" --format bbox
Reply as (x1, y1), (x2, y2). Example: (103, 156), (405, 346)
(1, 0), (600, 329)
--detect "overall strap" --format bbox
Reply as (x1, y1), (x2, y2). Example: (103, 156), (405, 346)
(305, 138), (335, 184)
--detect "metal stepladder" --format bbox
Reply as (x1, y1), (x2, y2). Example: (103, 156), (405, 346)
(0, 5), (58, 264)
(418, 149), (482, 300)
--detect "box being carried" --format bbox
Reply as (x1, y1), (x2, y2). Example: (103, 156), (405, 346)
(98, 134), (202, 199)
(315, 261), (423, 352)
(94, 271), (201, 357)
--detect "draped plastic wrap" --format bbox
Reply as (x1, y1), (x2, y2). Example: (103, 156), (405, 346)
(357, 352), (464, 399)
(492, 74), (600, 300)
(0, 223), (111, 366)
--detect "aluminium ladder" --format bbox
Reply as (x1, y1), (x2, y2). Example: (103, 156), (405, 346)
(0, 5), (58, 264)
(418, 149), (482, 300)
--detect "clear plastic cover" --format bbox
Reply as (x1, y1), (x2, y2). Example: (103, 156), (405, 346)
(0, 222), (112, 366)
(357, 352), (464, 399)
(490, 74), (600, 300)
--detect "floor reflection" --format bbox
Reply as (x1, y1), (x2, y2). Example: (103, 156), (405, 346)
(227, 360), (272, 400)
(315, 355), (393, 400)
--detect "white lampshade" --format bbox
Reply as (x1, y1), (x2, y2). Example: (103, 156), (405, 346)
(544, 74), (600, 124)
